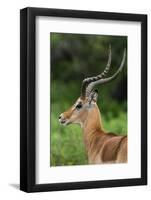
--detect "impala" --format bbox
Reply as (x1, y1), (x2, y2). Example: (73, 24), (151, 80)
(59, 46), (127, 164)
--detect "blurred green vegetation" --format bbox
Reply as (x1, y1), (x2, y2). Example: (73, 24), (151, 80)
(50, 33), (127, 166)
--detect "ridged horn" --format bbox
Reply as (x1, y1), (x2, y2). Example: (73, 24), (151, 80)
(81, 45), (112, 98)
(85, 48), (126, 97)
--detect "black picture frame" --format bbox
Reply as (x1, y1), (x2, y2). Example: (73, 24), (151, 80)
(20, 7), (147, 192)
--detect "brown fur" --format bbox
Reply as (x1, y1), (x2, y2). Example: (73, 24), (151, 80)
(60, 98), (127, 164)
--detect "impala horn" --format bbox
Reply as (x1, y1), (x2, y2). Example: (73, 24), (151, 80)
(81, 46), (126, 98)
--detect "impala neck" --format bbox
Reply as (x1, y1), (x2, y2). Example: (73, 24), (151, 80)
(82, 104), (104, 140)
(81, 104), (104, 154)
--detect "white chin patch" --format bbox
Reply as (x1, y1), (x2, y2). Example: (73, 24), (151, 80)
(60, 120), (70, 126)
(62, 121), (68, 126)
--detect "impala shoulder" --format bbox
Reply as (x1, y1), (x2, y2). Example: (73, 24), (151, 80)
(101, 135), (125, 162)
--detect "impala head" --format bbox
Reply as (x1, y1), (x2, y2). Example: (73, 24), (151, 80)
(59, 90), (99, 126)
(59, 46), (126, 126)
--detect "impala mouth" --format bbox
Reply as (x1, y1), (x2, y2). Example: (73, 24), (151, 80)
(60, 120), (66, 124)
(59, 118), (68, 125)
(60, 119), (71, 126)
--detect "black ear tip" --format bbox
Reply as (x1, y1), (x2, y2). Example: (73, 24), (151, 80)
(94, 89), (98, 93)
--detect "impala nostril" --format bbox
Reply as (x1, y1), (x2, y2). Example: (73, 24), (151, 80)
(59, 115), (62, 119)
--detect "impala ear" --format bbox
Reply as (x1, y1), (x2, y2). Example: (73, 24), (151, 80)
(88, 90), (98, 104)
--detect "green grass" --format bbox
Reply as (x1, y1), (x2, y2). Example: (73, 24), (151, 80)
(50, 81), (127, 166)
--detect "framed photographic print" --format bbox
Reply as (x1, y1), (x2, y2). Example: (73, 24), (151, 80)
(20, 7), (147, 192)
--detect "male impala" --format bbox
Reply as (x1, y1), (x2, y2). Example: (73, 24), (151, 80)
(59, 46), (127, 164)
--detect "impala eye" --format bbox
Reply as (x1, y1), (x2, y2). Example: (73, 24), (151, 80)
(76, 103), (82, 110)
